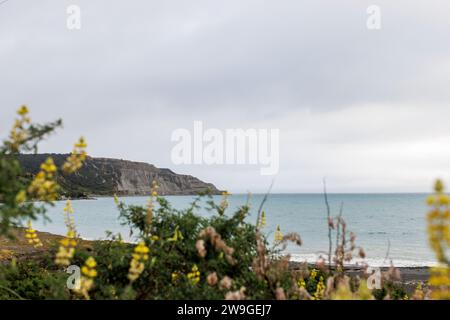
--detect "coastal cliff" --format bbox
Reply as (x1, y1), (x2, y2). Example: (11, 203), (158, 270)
(18, 154), (220, 197)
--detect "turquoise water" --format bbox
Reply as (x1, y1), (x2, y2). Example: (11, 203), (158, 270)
(32, 194), (435, 267)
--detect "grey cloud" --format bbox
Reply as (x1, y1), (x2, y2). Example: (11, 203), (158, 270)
(1, 0), (450, 192)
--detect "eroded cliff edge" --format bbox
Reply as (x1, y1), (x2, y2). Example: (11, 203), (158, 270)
(18, 154), (221, 197)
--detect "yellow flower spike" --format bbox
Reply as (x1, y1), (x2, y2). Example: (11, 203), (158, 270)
(427, 180), (450, 299)
(187, 265), (201, 285)
(258, 211), (267, 229)
(40, 158), (57, 173)
(128, 242), (150, 283)
(24, 221), (43, 248)
(75, 136), (87, 149)
(435, 180), (444, 193)
(63, 200), (77, 235)
(15, 190), (27, 204)
(145, 180), (159, 233)
(73, 256), (97, 300)
(64, 200), (74, 213)
(172, 272), (180, 284)
(55, 222), (77, 267)
(85, 257), (97, 268)
(275, 225), (283, 242)
(313, 276), (325, 300)
(168, 226), (183, 242)
(17, 105), (29, 116)
(439, 194), (450, 206)
(427, 195), (436, 206)
(135, 242), (150, 255)
(297, 278), (306, 289)
(60, 238), (70, 247)
(8, 107), (32, 151)
(62, 137), (88, 174)
(28, 157), (59, 201)
(219, 191), (231, 212)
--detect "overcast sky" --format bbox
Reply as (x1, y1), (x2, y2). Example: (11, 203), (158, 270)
(1, 0), (450, 193)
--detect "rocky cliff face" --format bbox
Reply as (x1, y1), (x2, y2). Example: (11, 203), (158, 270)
(18, 154), (221, 196)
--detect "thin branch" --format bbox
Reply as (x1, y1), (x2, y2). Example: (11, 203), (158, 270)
(383, 239), (391, 265)
(255, 179), (274, 231)
(323, 178), (332, 269)
(336, 202), (344, 254)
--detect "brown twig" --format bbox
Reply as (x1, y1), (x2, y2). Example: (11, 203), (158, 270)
(323, 179), (332, 270)
(255, 180), (274, 231)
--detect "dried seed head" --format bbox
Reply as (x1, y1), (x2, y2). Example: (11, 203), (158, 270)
(196, 239), (206, 258)
(275, 287), (287, 300)
(225, 287), (246, 300)
(219, 276), (233, 290)
(207, 272), (218, 286)
(359, 248), (366, 259)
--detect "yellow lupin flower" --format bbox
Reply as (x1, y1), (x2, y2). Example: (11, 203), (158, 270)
(40, 157), (57, 174)
(429, 266), (450, 299)
(258, 211), (267, 229)
(145, 181), (159, 232)
(187, 264), (200, 285)
(17, 105), (29, 116)
(8, 106), (31, 152)
(55, 230), (77, 266)
(297, 278), (306, 289)
(168, 226), (184, 242)
(74, 256), (97, 300)
(313, 276), (325, 300)
(275, 225), (283, 242)
(75, 137), (87, 149)
(63, 200), (77, 235)
(28, 157), (59, 201)
(62, 137), (88, 174)
(435, 180), (444, 193)
(426, 180), (450, 299)
(15, 190), (27, 204)
(113, 194), (120, 205)
(128, 241), (150, 282)
(172, 272), (180, 284)
(439, 194), (450, 206)
(55, 200), (78, 266)
(310, 269), (318, 280)
(220, 191), (231, 212)
(25, 221), (43, 248)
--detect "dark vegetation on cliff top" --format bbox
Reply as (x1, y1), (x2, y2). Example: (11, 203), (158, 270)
(18, 154), (220, 198)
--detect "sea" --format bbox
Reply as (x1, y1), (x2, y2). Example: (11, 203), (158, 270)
(32, 193), (436, 267)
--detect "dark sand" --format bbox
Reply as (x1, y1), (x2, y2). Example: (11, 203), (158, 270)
(289, 261), (430, 294)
